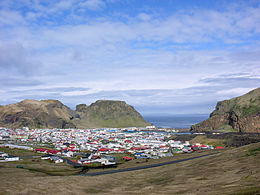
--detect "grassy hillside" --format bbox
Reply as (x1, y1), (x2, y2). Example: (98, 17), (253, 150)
(0, 99), (76, 129)
(211, 87), (260, 117)
(75, 100), (150, 128)
(0, 143), (259, 194)
(0, 99), (150, 129)
(191, 87), (260, 132)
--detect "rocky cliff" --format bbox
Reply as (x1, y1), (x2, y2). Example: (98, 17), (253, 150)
(191, 87), (260, 133)
(0, 99), (150, 129)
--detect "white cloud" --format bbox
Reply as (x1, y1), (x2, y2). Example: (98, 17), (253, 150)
(216, 88), (256, 97)
(61, 88), (99, 96)
(0, 42), (37, 75)
(138, 13), (151, 21)
(0, 1), (260, 114)
(79, 0), (106, 10)
(55, 0), (75, 10)
(0, 9), (25, 26)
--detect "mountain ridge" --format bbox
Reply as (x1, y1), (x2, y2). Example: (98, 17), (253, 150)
(0, 99), (150, 129)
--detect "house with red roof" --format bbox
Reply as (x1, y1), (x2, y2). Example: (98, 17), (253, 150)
(123, 156), (132, 161)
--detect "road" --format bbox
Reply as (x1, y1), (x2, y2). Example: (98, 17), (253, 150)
(80, 152), (219, 176)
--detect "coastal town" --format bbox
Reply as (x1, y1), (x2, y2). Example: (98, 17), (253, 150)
(0, 126), (223, 166)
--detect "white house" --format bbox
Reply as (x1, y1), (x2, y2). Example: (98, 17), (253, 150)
(41, 155), (51, 160)
(5, 155), (20, 161)
(62, 151), (74, 157)
(50, 156), (63, 163)
(0, 152), (8, 157)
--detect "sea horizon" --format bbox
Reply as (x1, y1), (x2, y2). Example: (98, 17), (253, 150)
(143, 114), (209, 129)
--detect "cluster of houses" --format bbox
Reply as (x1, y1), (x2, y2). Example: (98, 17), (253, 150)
(77, 153), (117, 166)
(0, 151), (19, 162)
(0, 126), (223, 165)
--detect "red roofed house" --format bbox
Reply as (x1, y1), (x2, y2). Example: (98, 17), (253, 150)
(35, 148), (47, 153)
(200, 145), (208, 149)
(99, 148), (108, 152)
(123, 156), (132, 161)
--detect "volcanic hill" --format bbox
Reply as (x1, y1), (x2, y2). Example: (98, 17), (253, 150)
(0, 99), (150, 129)
(191, 87), (260, 133)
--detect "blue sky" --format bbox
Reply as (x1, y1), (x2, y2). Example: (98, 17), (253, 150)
(0, 0), (260, 115)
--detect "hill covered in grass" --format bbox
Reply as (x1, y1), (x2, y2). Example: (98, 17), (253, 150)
(191, 87), (260, 133)
(0, 99), (150, 129)
(0, 142), (259, 194)
(75, 100), (150, 128)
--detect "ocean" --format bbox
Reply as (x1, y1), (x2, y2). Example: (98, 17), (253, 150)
(143, 114), (209, 129)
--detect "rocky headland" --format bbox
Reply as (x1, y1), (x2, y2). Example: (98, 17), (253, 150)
(191, 87), (260, 133)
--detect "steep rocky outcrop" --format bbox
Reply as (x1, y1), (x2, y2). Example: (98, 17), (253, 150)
(0, 99), (150, 129)
(76, 104), (88, 113)
(191, 88), (260, 133)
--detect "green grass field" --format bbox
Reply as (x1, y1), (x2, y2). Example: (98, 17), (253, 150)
(0, 147), (41, 156)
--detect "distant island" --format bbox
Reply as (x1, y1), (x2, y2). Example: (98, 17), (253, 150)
(191, 87), (260, 133)
(0, 99), (150, 129)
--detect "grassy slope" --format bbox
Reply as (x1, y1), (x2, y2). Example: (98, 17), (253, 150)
(0, 99), (150, 129)
(0, 143), (260, 195)
(211, 87), (260, 116)
(190, 135), (226, 147)
(0, 147), (42, 157)
(191, 87), (260, 132)
(75, 100), (150, 128)
(0, 99), (75, 129)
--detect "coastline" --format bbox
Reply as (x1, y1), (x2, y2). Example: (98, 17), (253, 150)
(143, 114), (209, 129)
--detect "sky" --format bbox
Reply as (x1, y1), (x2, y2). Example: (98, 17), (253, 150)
(0, 0), (260, 115)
